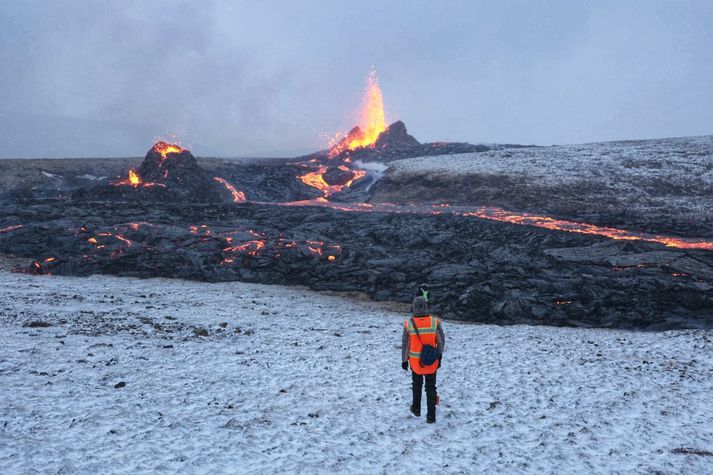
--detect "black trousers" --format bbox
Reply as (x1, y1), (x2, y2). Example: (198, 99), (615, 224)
(412, 370), (437, 418)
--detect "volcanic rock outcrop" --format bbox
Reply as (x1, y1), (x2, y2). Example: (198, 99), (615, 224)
(373, 120), (420, 151)
(74, 142), (225, 203)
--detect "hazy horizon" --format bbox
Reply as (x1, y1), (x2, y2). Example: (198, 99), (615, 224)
(1, 0), (712, 159)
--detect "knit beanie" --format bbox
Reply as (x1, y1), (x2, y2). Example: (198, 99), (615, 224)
(412, 296), (429, 316)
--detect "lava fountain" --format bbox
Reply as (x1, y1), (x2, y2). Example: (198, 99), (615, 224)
(328, 68), (387, 157)
(343, 68), (387, 151)
(298, 69), (385, 195)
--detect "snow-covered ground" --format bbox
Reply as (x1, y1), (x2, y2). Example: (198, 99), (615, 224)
(386, 135), (713, 218)
(1, 271), (713, 474)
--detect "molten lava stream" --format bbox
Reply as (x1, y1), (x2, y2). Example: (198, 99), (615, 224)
(278, 199), (713, 251)
(297, 167), (368, 197)
(0, 225), (24, 234)
(460, 207), (713, 251)
(213, 177), (247, 203)
(298, 167), (336, 196)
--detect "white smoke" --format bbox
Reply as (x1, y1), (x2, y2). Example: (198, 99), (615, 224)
(354, 160), (389, 191)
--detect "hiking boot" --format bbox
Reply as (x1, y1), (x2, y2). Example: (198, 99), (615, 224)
(410, 404), (421, 417)
(426, 415), (436, 423)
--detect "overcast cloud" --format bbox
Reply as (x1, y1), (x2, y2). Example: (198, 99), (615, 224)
(0, 0), (711, 158)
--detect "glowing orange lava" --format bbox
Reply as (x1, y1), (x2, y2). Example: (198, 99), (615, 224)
(111, 168), (141, 187)
(153, 141), (184, 158)
(111, 168), (166, 189)
(350, 69), (386, 148)
(459, 208), (713, 251)
(224, 240), (265, 256)
(297, 167), (367, 197)
(129, 169), (140, 186)
(0, 225), (24, 234)
(213, 177), (247, 203)
(114, 234), (133, 247)
(345, 169), (367, 186)
(328, 69), (387, 157)
(189, 225), (212, 235)
(298, 167), (330, 193)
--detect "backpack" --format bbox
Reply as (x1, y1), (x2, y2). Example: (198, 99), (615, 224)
(410, 317), (441, 367)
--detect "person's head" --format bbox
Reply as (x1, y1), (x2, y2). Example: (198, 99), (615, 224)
(412, 296), (429, 316)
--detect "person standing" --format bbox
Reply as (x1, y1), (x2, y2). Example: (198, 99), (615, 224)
(402, 296), (445, 423)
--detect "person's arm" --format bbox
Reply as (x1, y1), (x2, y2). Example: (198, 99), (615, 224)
(401, 327), (409, 362)
(436, 322), (445, 354)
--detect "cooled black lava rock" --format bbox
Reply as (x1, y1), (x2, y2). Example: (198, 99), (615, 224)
(323, 166), (357, 187)
(373, 120), (420, 151)
(2, 200), (713, 330)
(206, 162), (322, 202)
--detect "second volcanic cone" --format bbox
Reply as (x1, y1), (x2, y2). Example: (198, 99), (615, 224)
(136, 142), (222, 202)
(74, 141), (225, 203)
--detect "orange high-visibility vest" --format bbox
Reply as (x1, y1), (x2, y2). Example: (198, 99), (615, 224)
(404, 315), (440, 375)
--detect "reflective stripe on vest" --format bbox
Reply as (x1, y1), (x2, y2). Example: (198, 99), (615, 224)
(406, 317), (437, 334)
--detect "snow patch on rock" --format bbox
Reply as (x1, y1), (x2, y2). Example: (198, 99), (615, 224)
(78, 174), (107, 181)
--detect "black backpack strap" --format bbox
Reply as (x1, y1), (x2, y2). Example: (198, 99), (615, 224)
(409, 317), (424, 368)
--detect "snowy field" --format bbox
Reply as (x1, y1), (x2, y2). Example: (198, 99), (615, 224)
(1, 271), (713, 474)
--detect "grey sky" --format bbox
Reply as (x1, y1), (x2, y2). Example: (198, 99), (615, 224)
(1, 0), (711, 158)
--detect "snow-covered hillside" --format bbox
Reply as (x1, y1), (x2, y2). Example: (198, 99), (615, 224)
(1, 271), (712, 473)
(373, 135), (713, 237)
(391, 136), (713, 187)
